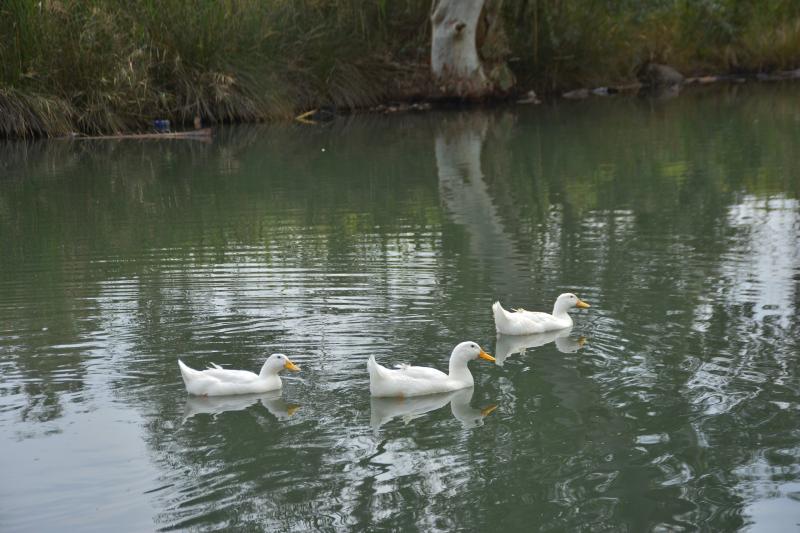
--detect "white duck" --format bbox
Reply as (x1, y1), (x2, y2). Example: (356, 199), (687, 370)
(367, 341), (495, 398)
(492, 293), (590, 335)
(178, 354), (300, 396)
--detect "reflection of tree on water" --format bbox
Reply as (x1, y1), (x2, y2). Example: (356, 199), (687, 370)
(680, 196), (800, 521)
(0, 282), (99, 438)
(435, 112), (531, 294)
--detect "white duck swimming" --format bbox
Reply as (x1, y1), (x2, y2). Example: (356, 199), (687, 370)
(367, 341), (495, 398)
(178, 354), (300, 396)
(492, 293), (590, 335)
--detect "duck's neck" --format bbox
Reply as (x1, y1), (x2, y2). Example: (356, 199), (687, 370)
(448, 357), (474, 386)
(552, 300), (571, 318)
(259, 364), (278, 379)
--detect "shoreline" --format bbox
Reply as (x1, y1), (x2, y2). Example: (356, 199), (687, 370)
(5, 1), (800, 140)
(5, 68), (800, 141)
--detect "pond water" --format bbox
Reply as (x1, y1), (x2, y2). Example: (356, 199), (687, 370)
(1, 84), (799, 532)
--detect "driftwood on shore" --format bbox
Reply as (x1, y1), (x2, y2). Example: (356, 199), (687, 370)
(63, 128), (213, 141)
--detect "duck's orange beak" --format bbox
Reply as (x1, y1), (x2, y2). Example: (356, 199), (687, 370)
(576, 298), (590, 309)
(284, 360), (301, 372)
(480, 404), (498, 416)
(479, 350), (495, 362)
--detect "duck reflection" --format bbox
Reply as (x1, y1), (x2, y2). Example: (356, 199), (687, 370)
(370, 387), (496, 431)
(495, 327), (585, 366)
(183, 391), (300, 423)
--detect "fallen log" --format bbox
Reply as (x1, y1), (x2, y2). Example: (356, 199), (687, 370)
(63, 128), (213, 141)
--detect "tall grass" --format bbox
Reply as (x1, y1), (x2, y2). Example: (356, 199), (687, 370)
(0, 0), (430, 136)
(1, 0), (800, 137)
(508, 0), (800, 90)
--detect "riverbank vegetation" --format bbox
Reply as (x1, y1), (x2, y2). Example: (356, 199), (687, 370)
(2, 0), (800, 137)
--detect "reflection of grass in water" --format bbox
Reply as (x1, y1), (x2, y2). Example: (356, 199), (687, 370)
(1, 85), (799, 271)
(3, 0), (800, 136)
(483, 84), (800, 222)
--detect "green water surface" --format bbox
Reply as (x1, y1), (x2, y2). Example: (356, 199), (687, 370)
(1, 84), (799, 532)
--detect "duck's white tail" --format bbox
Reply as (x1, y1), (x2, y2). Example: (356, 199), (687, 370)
(177, 359), (199, 384)
(492, 301), (514, 333)
(367, 355), (386, 394)
(367, 355), (384, 378)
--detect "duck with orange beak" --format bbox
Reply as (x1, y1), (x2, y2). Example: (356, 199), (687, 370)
(492, 293), (591, 336)
(367, 341), (495, 397)
(178, 354), (301, 396)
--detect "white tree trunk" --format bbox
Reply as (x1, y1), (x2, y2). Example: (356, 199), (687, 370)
(430, 0), (490, 98)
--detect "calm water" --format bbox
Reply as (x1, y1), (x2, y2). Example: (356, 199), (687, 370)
(1, 84), (800, 532)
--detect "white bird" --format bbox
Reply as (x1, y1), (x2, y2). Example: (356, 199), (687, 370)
(178, 354), (300, 396)
(492, 293), (590, 335)
(367, 341), (495, 398)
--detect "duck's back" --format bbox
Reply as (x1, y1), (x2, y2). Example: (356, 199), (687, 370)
(493, 302), (570, 335)
(368, 356), (454, 397)
(392, 364), (448, 381)
(200, 367), (259, 383)
(178, 360), (279, 396)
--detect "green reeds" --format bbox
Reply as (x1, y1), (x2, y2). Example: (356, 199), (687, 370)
(0, 0), (430, 137)
(1, 0), (800, 138)
(510, 0), (800, 89)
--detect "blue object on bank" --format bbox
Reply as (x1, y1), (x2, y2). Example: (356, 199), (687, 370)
(153, 119), (171, 133)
